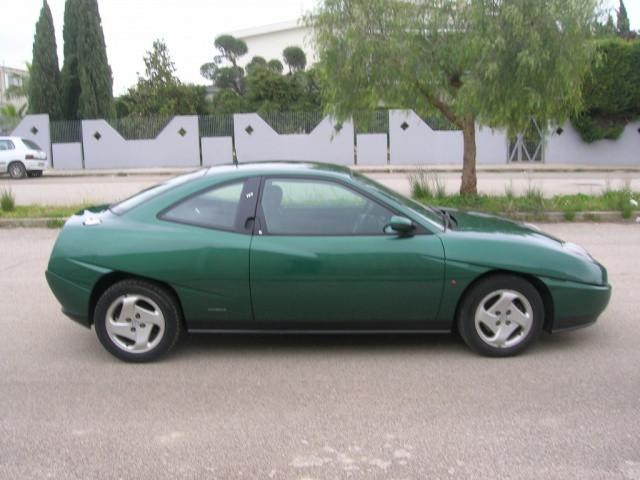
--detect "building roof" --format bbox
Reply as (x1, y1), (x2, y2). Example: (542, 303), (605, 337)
(231, 19), (306, 39)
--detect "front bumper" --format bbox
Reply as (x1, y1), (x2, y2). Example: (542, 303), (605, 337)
(541, 278), (612, 332)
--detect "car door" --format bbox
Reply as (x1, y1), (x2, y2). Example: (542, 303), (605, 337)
(250, 176), (446, 331)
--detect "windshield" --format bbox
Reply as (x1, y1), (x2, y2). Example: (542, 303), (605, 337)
(22, 139), (42, 150)
(110, 169), (206, 215)
(352, 172), (443, 229)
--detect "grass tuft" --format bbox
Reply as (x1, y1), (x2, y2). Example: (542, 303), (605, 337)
(1, 187), (15, 212)
(408, 169), (445, 199)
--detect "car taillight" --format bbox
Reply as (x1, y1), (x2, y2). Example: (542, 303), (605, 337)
(25, 154), (34, 160)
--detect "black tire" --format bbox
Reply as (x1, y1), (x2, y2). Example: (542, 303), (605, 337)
(94, 279), (182, 362)
(8, 162), (27, 179)
(457, 274), (544, 357)
(27, 170), (43, 178)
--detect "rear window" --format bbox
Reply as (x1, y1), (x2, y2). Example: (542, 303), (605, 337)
(21, 139), (41, 150)
(110, 170), (206, 215)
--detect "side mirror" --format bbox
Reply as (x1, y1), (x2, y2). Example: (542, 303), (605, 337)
(387, 215), (415, 235)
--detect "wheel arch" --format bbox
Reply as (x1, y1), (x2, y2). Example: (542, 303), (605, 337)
(453, 269), (554, 333)
(89, 271), (186, 329)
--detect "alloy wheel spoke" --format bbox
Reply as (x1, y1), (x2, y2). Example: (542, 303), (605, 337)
(134, 305), (162, 327)
(108, 321), (136, 342)
(477, 307), (498, 330)
(487, 291), (519, 316)
(132, 324), (153, 351)
(509, 306), (531, 330)
(119, 296), (138, 322)
(494, 322), (519, 347)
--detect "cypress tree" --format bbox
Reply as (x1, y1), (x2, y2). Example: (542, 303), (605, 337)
(61, 0), (80, 119)
(29, 0), (62, 119)
(61, 0), (113, 119)
(617, 0), (631, 38)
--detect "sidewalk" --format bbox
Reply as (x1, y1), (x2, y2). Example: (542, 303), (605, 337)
(41, 163), (640, 178)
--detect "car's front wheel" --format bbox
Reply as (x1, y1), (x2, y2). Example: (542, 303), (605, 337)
(94, 279), (182, 362)
(457, 274), (544, 357)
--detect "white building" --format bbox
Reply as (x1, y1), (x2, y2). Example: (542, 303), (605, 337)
(0, 65), (28, 111)
(231, 19), (316, 67)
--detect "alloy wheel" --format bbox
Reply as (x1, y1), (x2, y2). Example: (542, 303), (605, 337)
(474, 289), (533, 349)
(105, 294), (166, 354)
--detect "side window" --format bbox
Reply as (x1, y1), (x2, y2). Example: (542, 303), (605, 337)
(260, 178), (394, 235)
(0, 140), (14, 151)
(161, 181), (245, 230)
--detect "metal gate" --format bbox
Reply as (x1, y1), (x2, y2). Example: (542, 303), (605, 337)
(508, 118), (545, 163)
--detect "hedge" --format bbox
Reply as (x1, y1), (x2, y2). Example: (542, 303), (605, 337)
(571, 38), (640, 142)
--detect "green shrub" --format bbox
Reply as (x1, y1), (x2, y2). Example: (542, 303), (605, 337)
(1, 188), (15, 212)
(571, 38), (640, 143)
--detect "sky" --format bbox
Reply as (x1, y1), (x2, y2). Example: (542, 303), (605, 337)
(1, 0), (639, 96)
(1, 0), (318, 94)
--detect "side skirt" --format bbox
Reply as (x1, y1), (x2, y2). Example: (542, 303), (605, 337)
(188, 329), (452, 335)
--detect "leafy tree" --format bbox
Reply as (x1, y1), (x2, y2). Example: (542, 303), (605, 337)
(121, 40), (207, 117)
(0, 104), (27, 119)
(29, 0), (62, 118)
(201, 35), (249, 95)
(214, 34), (248, 66)
(246, 56), (268, 75)
(267, 59), (284, 74)
(283, 46), (307, 73)
(209, 89), (250, 114)
(61, 0), (113, 119)
(617, 0), (631, 38)
(309, 0), (599, 194)
(142, 39), (177, 86)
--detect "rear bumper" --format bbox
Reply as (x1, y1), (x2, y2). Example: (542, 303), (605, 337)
(542, 278), (612, 333)
(24, 159), (49, 171)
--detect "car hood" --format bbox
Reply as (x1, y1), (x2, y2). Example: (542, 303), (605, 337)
(447, 209), (562, 243)
(438, 209), (606, 285)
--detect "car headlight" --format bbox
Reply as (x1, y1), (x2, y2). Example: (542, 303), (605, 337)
(563, 242), (593, 260)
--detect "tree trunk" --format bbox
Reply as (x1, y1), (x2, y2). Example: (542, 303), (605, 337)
(460, 117), (477, 195)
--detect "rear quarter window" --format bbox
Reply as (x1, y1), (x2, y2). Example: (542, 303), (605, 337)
(21, 139), (41, 150)
(110, 170), (206, 215)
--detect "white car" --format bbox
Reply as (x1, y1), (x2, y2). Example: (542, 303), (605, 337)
(0, 136), (49, 179)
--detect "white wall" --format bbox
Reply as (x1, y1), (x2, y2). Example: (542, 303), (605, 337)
(82, 116), (200, 169)
(234, 113), (354, 165)
(546, 121), (640, 165)
(12, 113), (639, 170)
(51, 143), (83, 170)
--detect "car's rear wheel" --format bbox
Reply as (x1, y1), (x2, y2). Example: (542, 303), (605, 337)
(457, 274), (544, 357)
(27, 170), (43, 178)
(94, 280), (182, 362)
(8, 162), (27, 179)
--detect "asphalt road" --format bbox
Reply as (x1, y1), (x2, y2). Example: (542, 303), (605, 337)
(2, 170), (640, 205)
(0, 224), (639, 479)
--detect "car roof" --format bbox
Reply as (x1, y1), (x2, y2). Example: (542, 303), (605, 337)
(204, 161), (354, 181)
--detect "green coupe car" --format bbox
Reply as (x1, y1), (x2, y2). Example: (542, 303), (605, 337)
(46, 162), (611, 362)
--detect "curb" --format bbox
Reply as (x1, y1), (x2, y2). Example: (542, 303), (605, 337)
(22, 164), (640, 178)
(1, 212), (637, 229)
